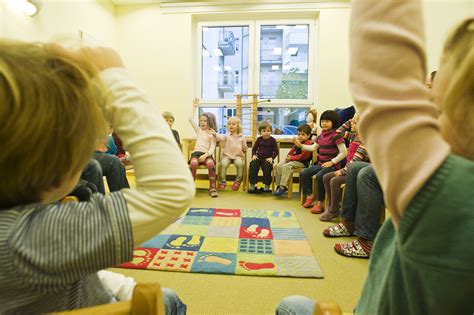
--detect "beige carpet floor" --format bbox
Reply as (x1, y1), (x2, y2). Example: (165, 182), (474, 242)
(110, 176), (369, 314)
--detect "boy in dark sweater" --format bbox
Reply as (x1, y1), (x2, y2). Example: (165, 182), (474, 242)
(248, 121), (279, 193)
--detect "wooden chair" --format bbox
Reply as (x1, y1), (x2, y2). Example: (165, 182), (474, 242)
(313, 302), (343, 315)
(187, 139), (218, 184)
(52, 283), (165, 315)
(60, 196), (79, 203)
(217, 143), (248, 191)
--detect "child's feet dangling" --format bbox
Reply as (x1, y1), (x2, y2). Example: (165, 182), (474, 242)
(231, 181), (241, 191)
(303, 196), (315, 208)
(310, 202), (325, 214)
(218, 182), (226, 190)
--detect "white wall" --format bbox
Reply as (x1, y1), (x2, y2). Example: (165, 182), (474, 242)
(115, 4), (354, 138)
(2, 0), (471, 138)
(317, 7), (351, 110)
(1, 0), (116, 46)
(116, 4), (193, 137)
(423, 0), (474, 72)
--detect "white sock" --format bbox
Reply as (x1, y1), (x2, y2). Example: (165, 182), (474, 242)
(97, 270), (136, 301)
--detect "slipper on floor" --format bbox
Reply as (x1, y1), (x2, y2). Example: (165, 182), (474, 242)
(322, 222), (353, 237)
(334, 239), (370, 259)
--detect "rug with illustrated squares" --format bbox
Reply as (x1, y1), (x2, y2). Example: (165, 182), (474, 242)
(119, 208), (324, 278)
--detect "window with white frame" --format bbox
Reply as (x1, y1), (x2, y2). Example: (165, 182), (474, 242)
(198, 19), (315, 136)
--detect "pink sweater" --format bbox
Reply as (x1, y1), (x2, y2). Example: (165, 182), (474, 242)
(216, 134), (247, 159)
(350, 0), (450, 226)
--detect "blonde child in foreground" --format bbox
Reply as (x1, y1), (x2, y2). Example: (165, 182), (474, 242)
(277, 1), (474, 314)
(0, 42), (194, 314)
(214, 117), (248, 191)
(188, 98), (219, 197)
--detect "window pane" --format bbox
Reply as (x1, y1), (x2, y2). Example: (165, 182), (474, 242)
(260, 25), (309, 100)
(201, 26), (249, 100)
(200, 106), (309, 136)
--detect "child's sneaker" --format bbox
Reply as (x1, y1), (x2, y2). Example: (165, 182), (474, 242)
(231, 181), (241, 191)
(303, 196), (315, 208)
(209, 189), (218, 198)
(273, 186), (287, 196)
(218, 182), (226, 190)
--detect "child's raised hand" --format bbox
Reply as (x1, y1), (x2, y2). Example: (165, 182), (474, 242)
(198, 153), (208, 163)
(192, 98), (200, 108)
(252, 155), (258, 161)
(266, 157), (274, 164)
(79, 46), (124, 71)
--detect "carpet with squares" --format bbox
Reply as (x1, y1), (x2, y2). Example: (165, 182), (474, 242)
(118, 208), (323, 278)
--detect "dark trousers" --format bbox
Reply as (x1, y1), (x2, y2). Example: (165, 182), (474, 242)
(341, 162), (384, 240)
(93, 153), (130, 193)
(249, 158), (273, 185)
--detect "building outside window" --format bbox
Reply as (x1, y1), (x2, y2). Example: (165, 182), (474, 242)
(198, 20), (315, 136)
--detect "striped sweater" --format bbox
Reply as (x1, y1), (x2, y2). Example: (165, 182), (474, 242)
(0, 193), (132, 314)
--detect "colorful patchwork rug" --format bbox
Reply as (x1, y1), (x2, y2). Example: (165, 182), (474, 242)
(118, 208), (323, 278)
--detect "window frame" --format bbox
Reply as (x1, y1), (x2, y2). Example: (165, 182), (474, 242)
(196, 18), (317, 108)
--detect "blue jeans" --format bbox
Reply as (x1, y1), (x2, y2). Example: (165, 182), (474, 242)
(300, 164), (336, 200)
(276, 295), (315, 315)
(341, 162), (384, 240)
(162, 288), (187, 315)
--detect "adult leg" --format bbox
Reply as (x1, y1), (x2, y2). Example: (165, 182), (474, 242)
(354, 165), (384, 241)
(276, 295), (316, 315)
(340, 162), (371, 223)
(82, 159), (105, 194)
(161, 288), (187, 315)
(94, 153), (130, 192)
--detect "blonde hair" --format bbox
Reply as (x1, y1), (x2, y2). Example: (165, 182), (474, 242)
(0, 40), (108, 207)
(162, 111), (175, 121)
(440, 17), (474, 159)
(227, 117), (242, 135)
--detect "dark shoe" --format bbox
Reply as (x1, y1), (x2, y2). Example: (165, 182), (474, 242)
(248, 187), (263, 194)
(273, 186), (287, 196)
